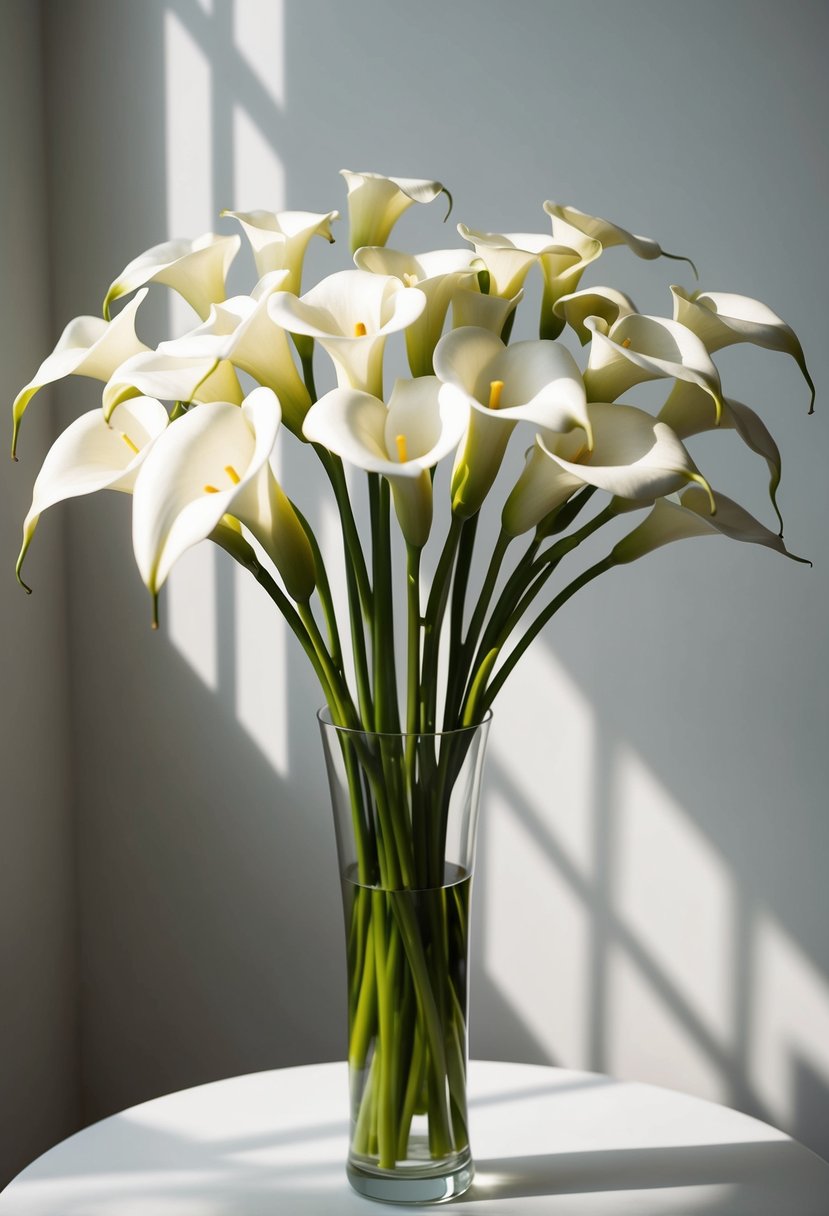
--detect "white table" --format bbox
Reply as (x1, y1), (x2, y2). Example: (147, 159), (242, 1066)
(4, 1061), (829, 1214)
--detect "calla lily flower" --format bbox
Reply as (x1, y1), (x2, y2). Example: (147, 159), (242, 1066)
(457, 223), (603, 339)
(611, 486), (809, 566)
(502, 401), (710, 536)
(155, 271), (311, 435)
(268, 269), (425, 398)
(12, 290), (150, 459)
(583, 313), (724, 422)
(670, 285), (815, 412)
(303, 378), (467, 547)
(658, 380), (784, 531)
(17, 396), (169, 590)
(221, 209), (338, 294)
(340, 171), (452, 253)
(354, 248), (477, 376)
(544, 201), (697, 276)
(553, 285), (636, 345)
(451, 287), (524, 335)
(132, 387), (315, 610)
(103, 232), (240, 321)
(102, 351), (243, 421)
(433, 326), (590, 517)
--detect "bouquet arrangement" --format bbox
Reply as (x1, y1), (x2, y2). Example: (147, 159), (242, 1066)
(12, 170), (812, 1199)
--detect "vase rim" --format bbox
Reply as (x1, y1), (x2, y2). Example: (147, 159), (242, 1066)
(317, 705), (493, 740)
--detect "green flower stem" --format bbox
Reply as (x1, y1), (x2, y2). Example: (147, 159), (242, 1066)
(396, 1021), (425, 1159)
(300, 345), (317, 401)
(421, 514), (464, 733)
(315, 446), (373, 626)
(292, 503), (343, 671)
(370, 475), (399, 734)
(444, 515), (479, 727)
(405, 543), (422, 772)
(372, 891), (397, 1169)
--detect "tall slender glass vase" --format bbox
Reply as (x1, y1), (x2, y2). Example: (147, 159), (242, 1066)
(318, 709), (492, 1205)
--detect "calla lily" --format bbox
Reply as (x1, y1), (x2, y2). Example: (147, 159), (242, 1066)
(433, 326), (589, 517)
(457, 223), (603, 339)
(102, 351), (243, 421)
(12, 290), (150, 459)
(354, 247), (477, 376)
(583, 313), (724, 422)
(451, 286), (524, 335)
(553, 285), (636, 345)
(670, 285), (815, 412)
(268, 269), (425, 398)
(502, 401), (710, 536)
(155, 271), (311, 435)
(658, 380), (784, 531)
(340, 171), (452, 253)
(221, 209), (338, 295)
(544, 201), (697, 276)
(132, 387), (315, 609)
(103, 232), (240, 321)
(611, 486), (809, 566)
(303, 378), (467, 547)
(17, 396), (168, 590)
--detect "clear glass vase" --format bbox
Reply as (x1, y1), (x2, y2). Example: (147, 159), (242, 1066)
(318, 709), (492, 1205)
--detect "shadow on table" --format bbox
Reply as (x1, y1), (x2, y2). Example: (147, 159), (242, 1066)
(464, 1139), (824, 1205)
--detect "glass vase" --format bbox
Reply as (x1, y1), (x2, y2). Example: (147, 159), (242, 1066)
(318, 709), (492, 1205)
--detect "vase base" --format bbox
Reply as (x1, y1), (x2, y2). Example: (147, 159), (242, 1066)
(347, 1149), (474, 1205)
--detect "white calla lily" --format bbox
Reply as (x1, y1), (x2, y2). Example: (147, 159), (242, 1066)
(553, 285), (637, 345)
(670, 285), (815, 412)
(584, 313), (724, 422)
(132, 387), (314, 611)
(544, 201), (697, 276)
(155, 271), (311, 435)
(451, 286), (524, 335)
(12, 290), (150, 458)
(433, 325), (590, 517)
(102, 351), (243, 421)
(502, 401), (710, 536)
(221, 209), (338, 294)
(17, 396), (168, 590)
(658, 380), (784, 531)
(103, 232), (240, 321)
(303, 378), (467, 547)
(354, 247), (477, 376)
(611, 486), (809, 566)
(268, 269), (425, 398)
(340, 170), (452, 253)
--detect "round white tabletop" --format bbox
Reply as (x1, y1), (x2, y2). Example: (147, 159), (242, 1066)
(3, 1061), (829, 1214)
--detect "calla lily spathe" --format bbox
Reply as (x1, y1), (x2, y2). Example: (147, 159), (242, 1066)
(102, 350), (243, 421)
(303, 378), (468, 547)
(103, 232), (240, 321)
(12, 290), (150, 459)
(154, 270), (311, 435)
(502, 401), (709, 536)
(340, 171), (452, 253)
(353, 247), (477, 377)
(268, 269), (426, 398)
(132, 387), (315, 609)
(451, 286), (524, 336)
(611, 486), (809, 566)
(584, 313), (724, 422)
(433, 325), (590, 517)
(553, 285), (636, 345)
(221, 209), (339, 294)
(544, 201), (697, 276)
(17, 396), (169, 590)
(670, 285), (815, 412)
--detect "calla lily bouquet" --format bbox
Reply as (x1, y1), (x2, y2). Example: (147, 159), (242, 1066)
(12, 170), (813, 1188)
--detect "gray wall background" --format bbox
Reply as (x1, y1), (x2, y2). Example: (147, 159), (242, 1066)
(2, 0), (828, 1188)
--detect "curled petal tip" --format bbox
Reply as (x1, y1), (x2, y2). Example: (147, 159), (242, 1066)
(151, 593), (159, 630)
(663, 249), (699, 280)
(442, 187), (454, 223)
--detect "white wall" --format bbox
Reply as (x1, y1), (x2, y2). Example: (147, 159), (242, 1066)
(0, 1), (78, 1187)
(10, 0), (828, 1176)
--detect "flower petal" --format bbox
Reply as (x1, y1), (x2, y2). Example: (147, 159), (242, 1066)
(103, 233), (240, 321)
(451, 287), (523, 335)
(221, 209), (338, 293)
(102, 352), (243, 420)
(544, 201), (697, 275)
(456, 224), (540, 298)
(340, 171), (451, 251)
(553, 285), (637, 345)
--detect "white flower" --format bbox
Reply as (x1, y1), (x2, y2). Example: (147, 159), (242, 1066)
(354, 247), (477, 377)
(671, 285), (814, 412)
(584, 313), (724, 421)
(303, 378), (467, 547)
(544, 201), (697, 275)
(12, 290), (150, 458)
(132, 388), (315, 607)
(221, 209), (338, 294)
(340, 170), (452, 252)
(268, 269), (425, 398)
(502, 401), (709, 536)
(451, 287), (524, 336)
(17, 396), (169, 589)
(433, 326), (589, 517)
(102, 352), (243, 421)
(552, 285), (637, 345)
(103, 233), (240, 321)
